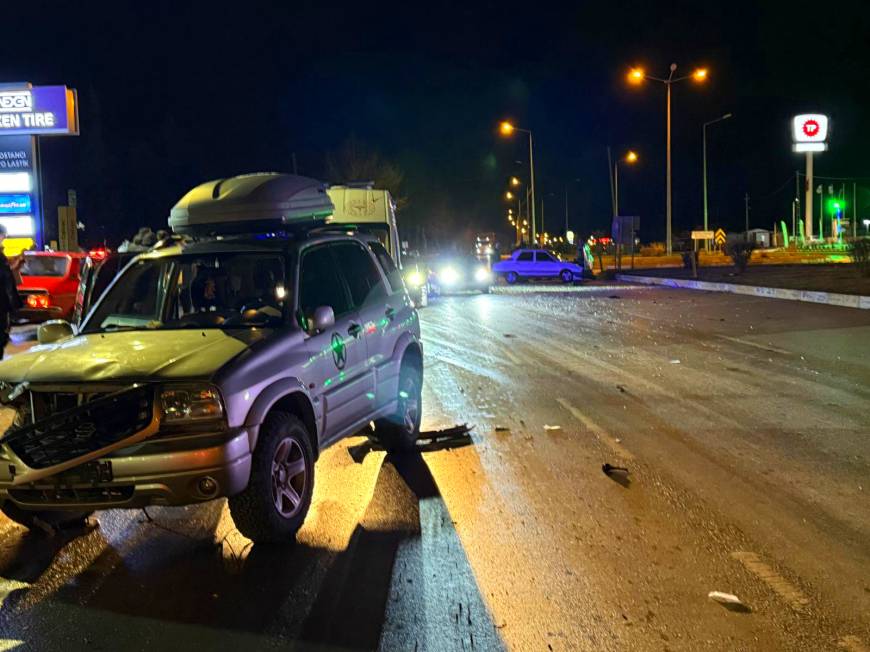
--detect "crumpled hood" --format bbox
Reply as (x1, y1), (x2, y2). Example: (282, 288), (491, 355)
(0, 329), (254, 383)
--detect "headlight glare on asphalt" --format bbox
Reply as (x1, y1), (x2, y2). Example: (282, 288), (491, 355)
(406, 270), (424, 288)
(474, 267), (492, 283)
(160, 385), (224, 423)
(440, 266), (460, 286)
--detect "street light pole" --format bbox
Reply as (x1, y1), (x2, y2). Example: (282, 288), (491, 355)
(702, 113), (732, 251)
(666, 72), (677, 256)
(528, 130), (537, 245)
(627, 63), (708, 255)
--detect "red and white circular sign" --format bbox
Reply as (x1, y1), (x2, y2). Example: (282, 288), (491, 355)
(802, 119), (819, 137)
(792, 114), (828, 143)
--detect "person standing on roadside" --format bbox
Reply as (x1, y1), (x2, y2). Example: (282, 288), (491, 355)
(0, 225), (23, 360)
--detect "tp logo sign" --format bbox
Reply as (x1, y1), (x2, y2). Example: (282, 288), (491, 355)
(792, 114), (829, 152)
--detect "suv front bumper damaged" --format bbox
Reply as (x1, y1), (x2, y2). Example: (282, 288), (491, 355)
(0, 385), (252, 509)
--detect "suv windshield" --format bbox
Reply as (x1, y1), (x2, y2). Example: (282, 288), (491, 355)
(83, 252), (288, 332)
(20, 255), (69, 277)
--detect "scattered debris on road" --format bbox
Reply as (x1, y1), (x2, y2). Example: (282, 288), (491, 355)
(543, 424), (561, 431)
(708, 591), (751, 612)
(503, 333), (516, 338)
(494, 426), (510, 432)
(616, 384), (627, 393)
(669, 359), (681, 364)
(602, 463), (629, 475)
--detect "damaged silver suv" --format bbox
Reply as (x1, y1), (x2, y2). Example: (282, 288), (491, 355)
(0, 174), (422, 542)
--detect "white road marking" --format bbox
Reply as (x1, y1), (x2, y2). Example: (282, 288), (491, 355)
(716, 335), (792, 356)
(730, 551), (810, 611)
(556, 398), (635, 460)
(0, 578), (29, 610)
(0, 640), (25, 651)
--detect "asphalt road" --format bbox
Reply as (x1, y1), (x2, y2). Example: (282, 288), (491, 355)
(0, 284), (868, 651)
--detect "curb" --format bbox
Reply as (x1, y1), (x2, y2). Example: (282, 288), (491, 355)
(615, 274), (870, 310)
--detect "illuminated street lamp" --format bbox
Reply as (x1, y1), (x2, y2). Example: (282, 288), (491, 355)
(613, 150), (639, 217)
(627, 63), (709, 254)
(505, 190), (514, 201)
(499, 121), (538, 243)
(510, 176), (521, 187)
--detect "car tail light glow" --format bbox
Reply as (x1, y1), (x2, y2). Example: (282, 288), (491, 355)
(26, 294), (50, 309)
(88, 248), (109, 261)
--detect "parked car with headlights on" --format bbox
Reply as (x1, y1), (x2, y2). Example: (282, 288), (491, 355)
(429, 255), (493, 296)
(491, 248), (583, 284)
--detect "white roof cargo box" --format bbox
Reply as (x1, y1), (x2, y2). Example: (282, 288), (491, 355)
(169, 173), (334, 235)
(326, 186), (395, 224)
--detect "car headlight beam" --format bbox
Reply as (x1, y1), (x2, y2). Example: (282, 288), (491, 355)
(474, 266), (492, 283)
(440, 266), (460, 285)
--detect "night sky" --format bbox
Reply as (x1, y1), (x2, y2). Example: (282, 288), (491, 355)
(3, 1), (869, 247)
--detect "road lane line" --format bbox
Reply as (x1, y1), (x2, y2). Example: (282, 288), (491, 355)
(716, 335), (793, 356)
(556, 398), (635, 460)
(730, 551), (810, 611)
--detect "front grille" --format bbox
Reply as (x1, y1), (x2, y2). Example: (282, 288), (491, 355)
(3, 386), (154, 469)
(10, 486), (134, 505)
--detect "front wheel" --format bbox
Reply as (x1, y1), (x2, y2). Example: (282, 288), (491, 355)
(505, 271), (519, 285)
(229, 412), (315, 543)
(0, 502), (92, 533)
(559, 269), (574, 283)
(375, 361), (422, 452)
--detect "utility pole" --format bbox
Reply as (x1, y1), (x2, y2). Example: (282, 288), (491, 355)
(564, 185), (568, 234)
(854, 181), (858, 238)
(744, 192), (750, 240)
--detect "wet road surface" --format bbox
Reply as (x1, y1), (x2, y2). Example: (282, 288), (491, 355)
(0, 284), (868, 651)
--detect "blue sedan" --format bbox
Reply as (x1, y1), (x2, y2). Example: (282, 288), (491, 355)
(491, 249), (584, 284)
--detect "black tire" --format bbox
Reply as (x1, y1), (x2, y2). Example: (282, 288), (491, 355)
(375, 361), (423, 452)
(229, 411), (315, 544)
(505, 271), (519, 285)
(560, 269), (574, 283)
(0, 502), (92, 532)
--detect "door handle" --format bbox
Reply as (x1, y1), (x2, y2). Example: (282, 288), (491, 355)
(348, 323), (362, 338)
(385, 307), (396, 321)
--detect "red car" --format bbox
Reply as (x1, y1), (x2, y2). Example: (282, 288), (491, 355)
(16, 251), (86, 323)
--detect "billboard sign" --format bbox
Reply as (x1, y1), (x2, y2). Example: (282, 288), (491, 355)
(792, 114), (828, 152)
(0, 85), (79, 136)
(0, 194), (31, 213)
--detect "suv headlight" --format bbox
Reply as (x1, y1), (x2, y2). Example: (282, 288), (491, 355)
(160, 385), (224, 423)
(474, 266), (492, 282)
(405, 270), (424, 288)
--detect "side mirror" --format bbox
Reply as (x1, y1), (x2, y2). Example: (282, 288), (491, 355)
(309, 306), (335, 334)
(37, 319), (75, 345)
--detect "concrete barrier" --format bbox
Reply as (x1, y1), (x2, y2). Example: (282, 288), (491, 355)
(616, 274), (870, 310)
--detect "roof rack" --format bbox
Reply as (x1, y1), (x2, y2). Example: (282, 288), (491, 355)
(169, 173), (334, 236)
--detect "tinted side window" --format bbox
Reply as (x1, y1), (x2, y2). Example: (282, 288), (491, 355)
(368, 241), (403, 291)
(536, 252), (556, 262)
(332, 242), (387, 308)
(517, 252), (534, 262)
(299, 246), (352, 319)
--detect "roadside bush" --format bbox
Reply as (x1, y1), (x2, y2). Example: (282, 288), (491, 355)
(640, 242), (666, 256)
(724, 240), (756, 274)
(849, 238), (870, 277)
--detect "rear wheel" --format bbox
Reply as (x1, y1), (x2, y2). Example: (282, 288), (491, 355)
(375, 361), (422, 452)
(0, 502), (92, 533)
(559, 269), (574, 283)
(505, 271), (519, 285)
(229, 411), (315, 543)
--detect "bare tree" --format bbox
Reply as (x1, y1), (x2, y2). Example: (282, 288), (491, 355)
(325, 137), (408, 210)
